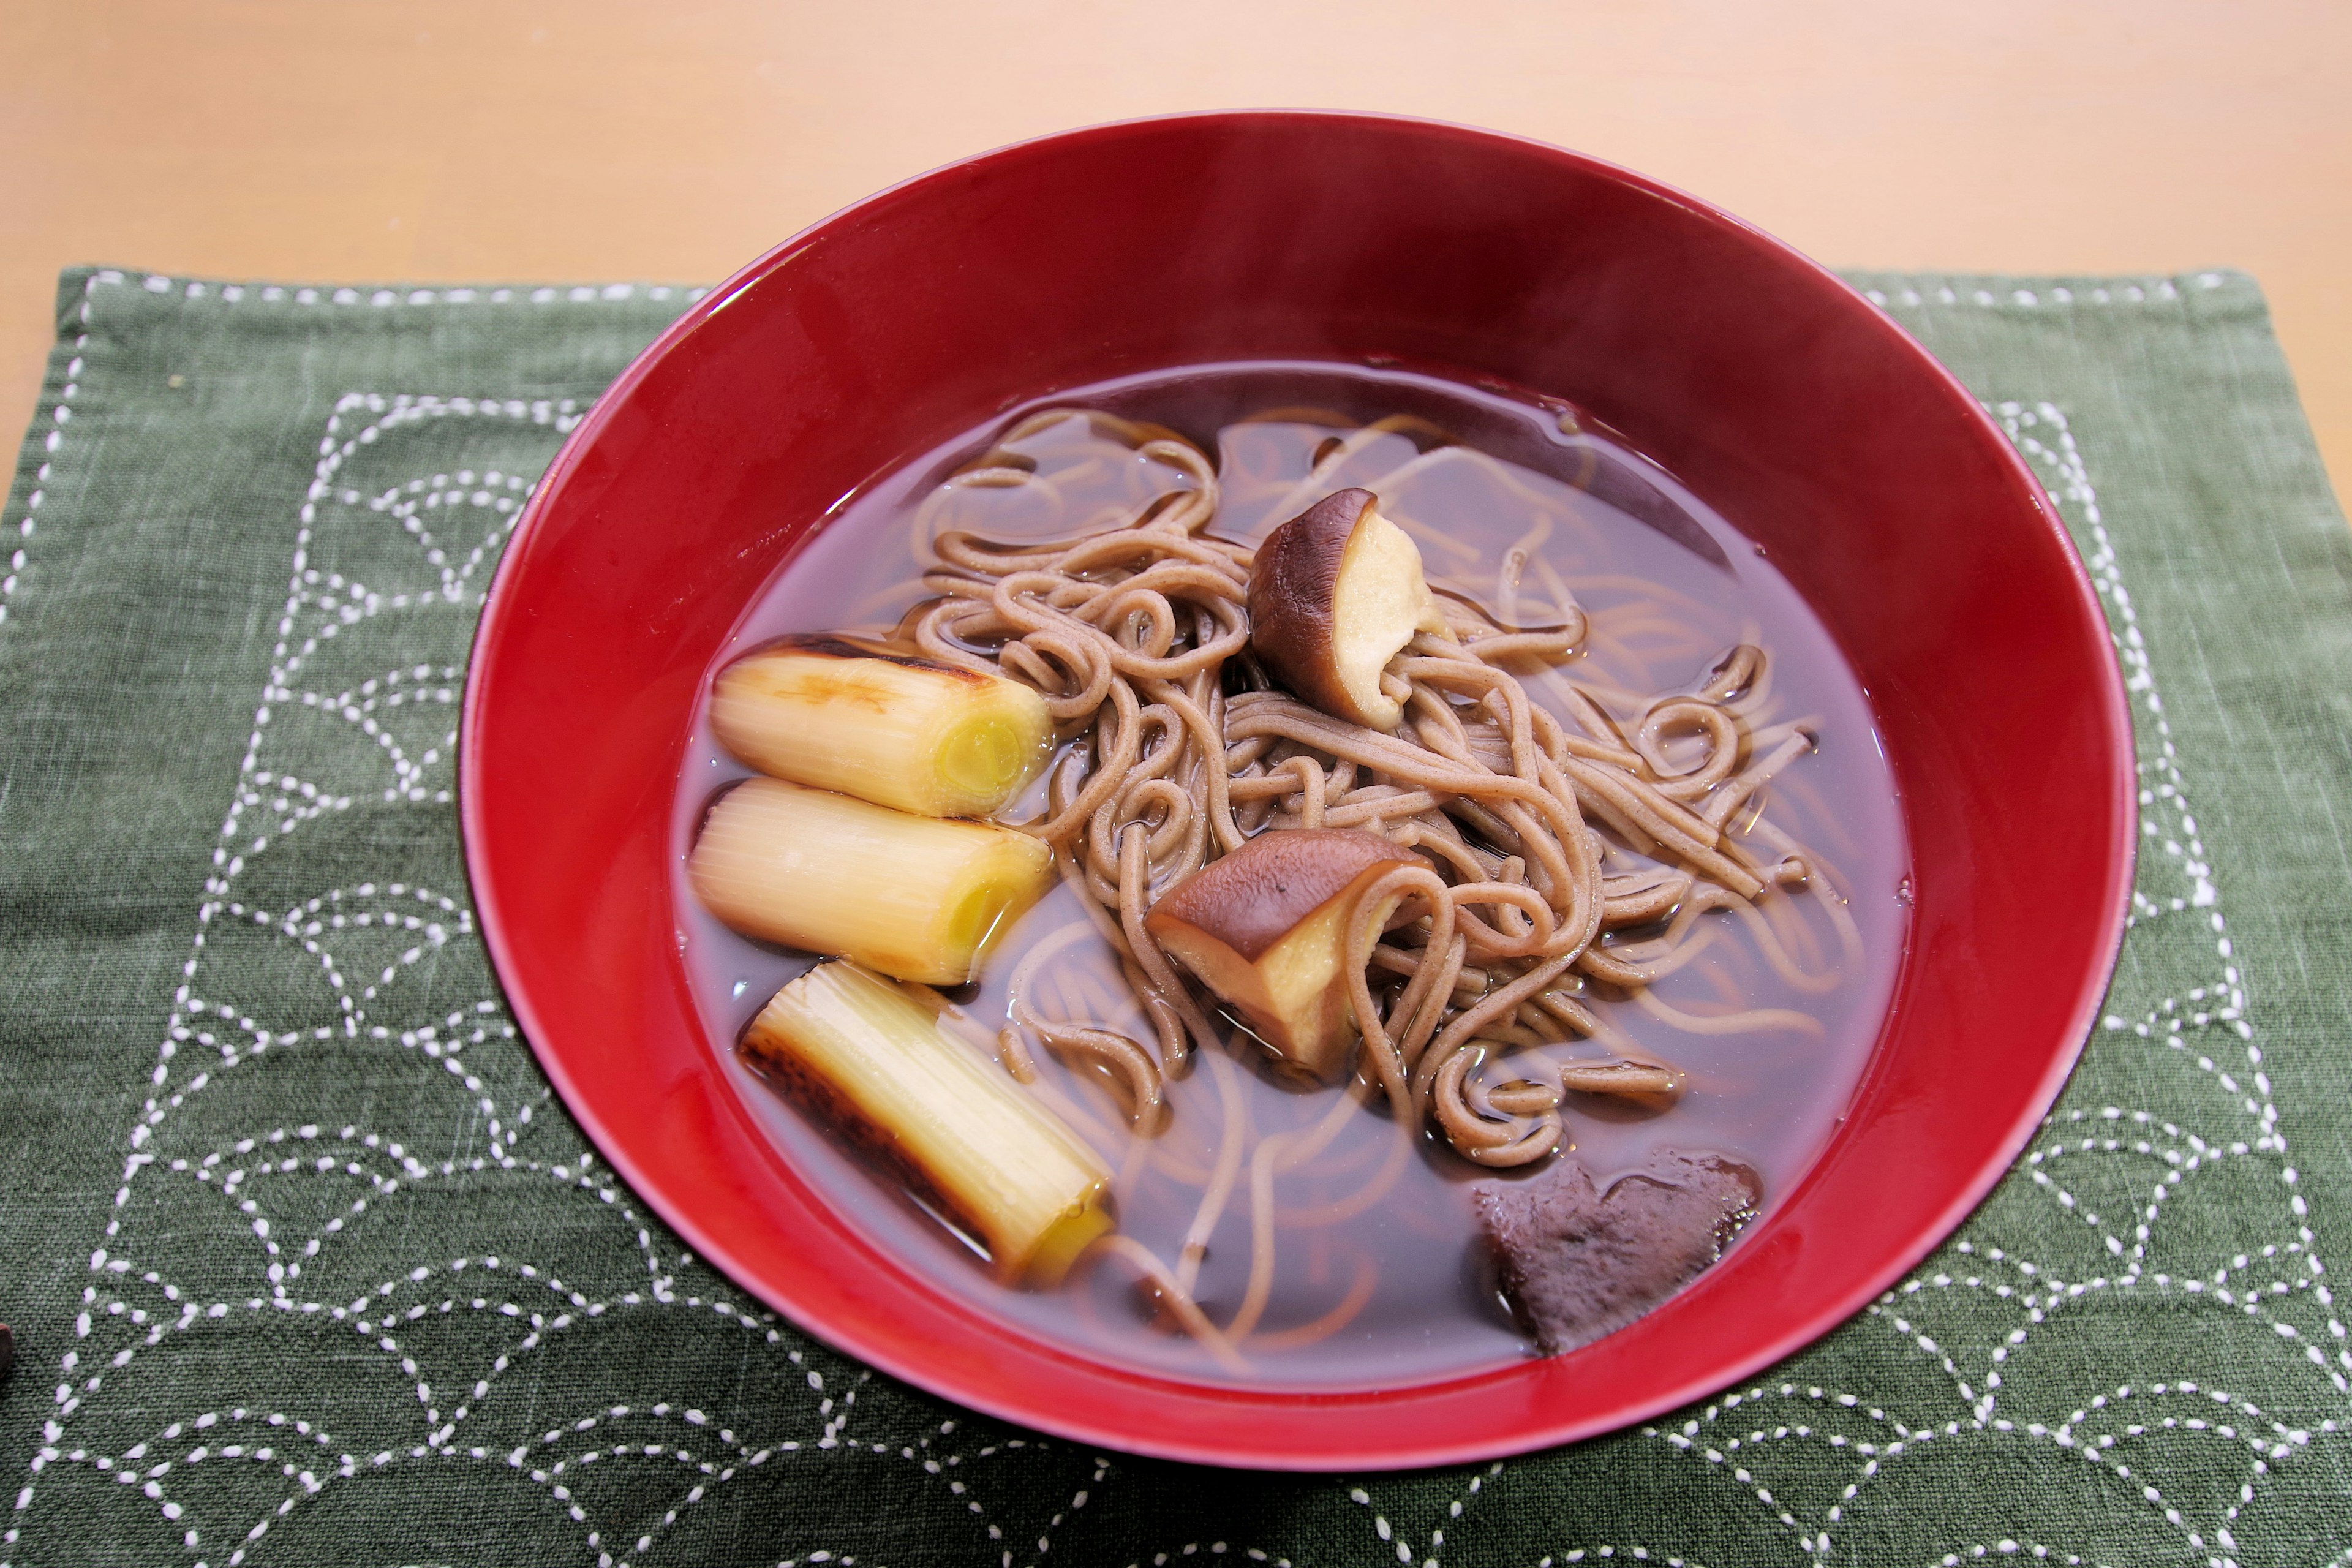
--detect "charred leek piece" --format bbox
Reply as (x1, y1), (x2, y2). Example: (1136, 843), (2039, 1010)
(692, 776), (1054, 984)
(712, 635), (1051, 818)
(745, 961), (1114, 1283)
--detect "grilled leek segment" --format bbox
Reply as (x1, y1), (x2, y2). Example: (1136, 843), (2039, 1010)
(712, 635), (1051, 818)
(690, 776), (1053, 985)
(745, 961), (1114, 1283)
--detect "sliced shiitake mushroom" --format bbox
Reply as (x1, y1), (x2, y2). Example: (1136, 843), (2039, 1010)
(1246, 488), (1445, 731)
(1144, 827), (1422, 1080)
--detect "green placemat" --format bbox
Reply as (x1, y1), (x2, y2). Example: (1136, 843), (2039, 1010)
(4, 265), (2349, 1568)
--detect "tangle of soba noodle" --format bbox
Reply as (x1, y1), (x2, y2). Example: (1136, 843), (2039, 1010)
(892, 407), (1864, 1359)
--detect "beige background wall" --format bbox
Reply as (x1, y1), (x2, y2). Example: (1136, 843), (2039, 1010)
(2, 0), (2346, 491)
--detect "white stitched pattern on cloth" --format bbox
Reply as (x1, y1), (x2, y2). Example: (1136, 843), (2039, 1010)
(1605, 402), (2345, 1568)
(102, 270), (707, 309)
(5, 390), (1110, 1568)
(1860, 273), (2231, 312)
(0, 270), (706, 646)
(0, 276), (100, 631)
(7, 379), (2341, 1568)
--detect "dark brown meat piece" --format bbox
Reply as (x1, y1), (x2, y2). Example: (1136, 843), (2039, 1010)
(1473, 1150), (1760, 1354)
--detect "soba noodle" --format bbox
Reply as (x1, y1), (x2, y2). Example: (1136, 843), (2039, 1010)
(840, 404), (1872, 1357)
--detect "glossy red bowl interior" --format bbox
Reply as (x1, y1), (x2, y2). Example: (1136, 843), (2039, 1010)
(461, 111), (2134, 1469)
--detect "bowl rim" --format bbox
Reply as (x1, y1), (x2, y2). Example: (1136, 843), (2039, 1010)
(461, 107), (2138, 1469)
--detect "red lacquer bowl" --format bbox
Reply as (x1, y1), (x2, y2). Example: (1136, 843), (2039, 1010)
(461, 111), (2134, 1469)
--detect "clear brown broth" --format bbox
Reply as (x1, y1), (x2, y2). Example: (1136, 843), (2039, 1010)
(671, 361), (1909, 1388)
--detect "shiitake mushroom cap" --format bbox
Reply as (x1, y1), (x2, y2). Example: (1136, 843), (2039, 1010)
(1247, 488), (1444, 731)
(1145, 827), (1423, 1080)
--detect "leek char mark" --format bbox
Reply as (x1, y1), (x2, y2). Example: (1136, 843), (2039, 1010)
(711, 634), (1051, 819)
(744, 961), (1113, 1286)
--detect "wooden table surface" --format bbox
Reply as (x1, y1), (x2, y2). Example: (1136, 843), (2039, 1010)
(3, 0), (2346, 494)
